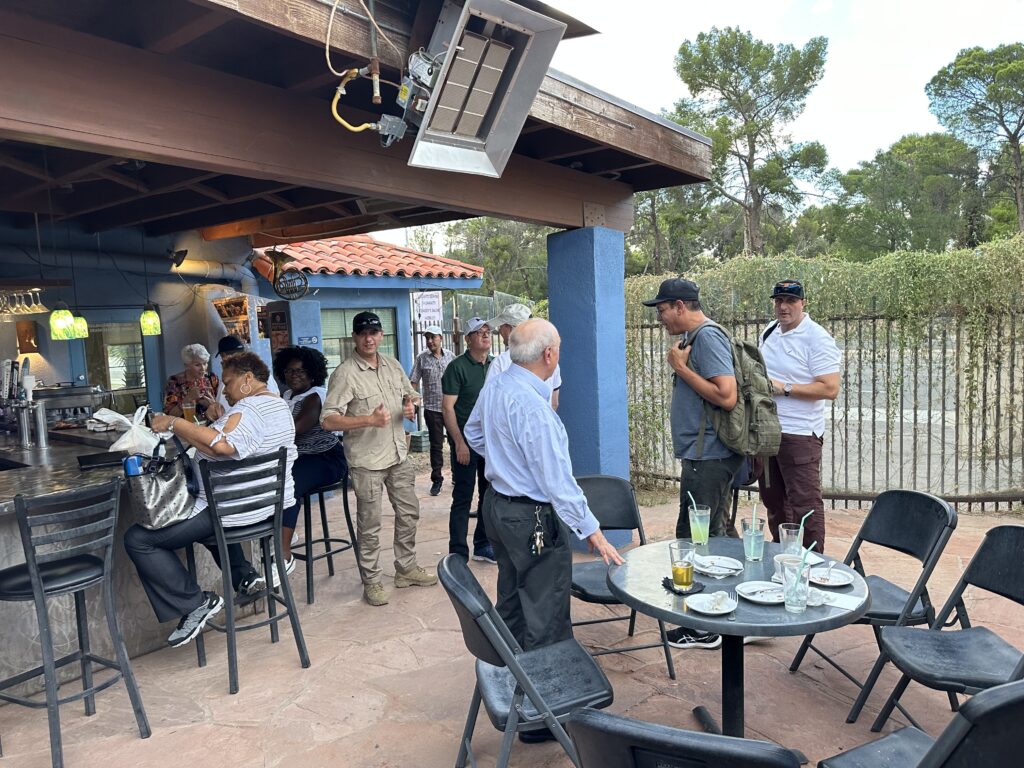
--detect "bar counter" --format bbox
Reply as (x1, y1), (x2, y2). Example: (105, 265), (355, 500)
(0, 429), (221, 696)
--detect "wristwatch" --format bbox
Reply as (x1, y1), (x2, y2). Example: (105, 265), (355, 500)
(783, 383), (793, 397)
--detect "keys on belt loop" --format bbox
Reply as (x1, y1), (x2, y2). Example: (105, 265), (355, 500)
(529, 505), (546, 556)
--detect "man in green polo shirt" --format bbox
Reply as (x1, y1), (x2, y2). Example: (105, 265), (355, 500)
(442, 317), (494, 563)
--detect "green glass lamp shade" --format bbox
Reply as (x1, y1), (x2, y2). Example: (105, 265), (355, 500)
(140, 303), (162, 336)
(49, 302), (76, 340)
(71, 313), (90, 339)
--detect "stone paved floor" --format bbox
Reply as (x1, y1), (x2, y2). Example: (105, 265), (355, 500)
(2, 464), (1022, 767)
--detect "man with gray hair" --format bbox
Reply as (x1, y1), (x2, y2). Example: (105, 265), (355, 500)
(486, 303), (561, 410)
(465, 319), (622, 736)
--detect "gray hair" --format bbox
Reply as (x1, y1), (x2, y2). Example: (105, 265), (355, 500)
(509, 319), (559, 364)
(181, 343), (211, 364)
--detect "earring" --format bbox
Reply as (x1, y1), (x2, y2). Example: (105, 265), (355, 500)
(240, 380), (252, 395)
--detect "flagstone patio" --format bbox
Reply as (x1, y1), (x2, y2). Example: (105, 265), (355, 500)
(2, 462), (1019, 767)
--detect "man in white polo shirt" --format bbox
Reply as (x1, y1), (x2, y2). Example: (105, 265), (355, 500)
(486, 303), (561, 410)
(758, 279), (841, 552)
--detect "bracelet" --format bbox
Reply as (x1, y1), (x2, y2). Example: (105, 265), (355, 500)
(169, 417), (178, 433)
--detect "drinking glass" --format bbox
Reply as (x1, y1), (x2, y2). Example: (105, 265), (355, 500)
(182, 400), (197, 423)
(688, 505), (711, 545)
(779, 523), (802, 556)
(774, 554), (801, 582)
(741, 517), (766, 561)
(783, 560), (810, 614)
(669, 540), (695, 590)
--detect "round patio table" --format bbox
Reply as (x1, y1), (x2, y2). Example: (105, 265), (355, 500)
(607, 537), (870, 739)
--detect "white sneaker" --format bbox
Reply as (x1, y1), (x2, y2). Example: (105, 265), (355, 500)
(270, 556), (297, 588)
(291, 530), (300, 547)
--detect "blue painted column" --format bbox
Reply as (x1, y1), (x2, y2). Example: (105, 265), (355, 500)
(547, 226), (630, 479)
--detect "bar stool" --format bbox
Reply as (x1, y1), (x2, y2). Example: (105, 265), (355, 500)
(291, 475), (357, 604)
(185, 448), (310, 695)
(0, 479), (150, 768)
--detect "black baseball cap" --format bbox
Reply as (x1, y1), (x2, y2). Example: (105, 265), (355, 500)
(770, 279), (805, 299)
(642, 278), (700, 306)
(216, 335), (245, 357)
(352, 311), (383, 334)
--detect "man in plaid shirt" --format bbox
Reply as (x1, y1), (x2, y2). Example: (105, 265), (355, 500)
(409, 326), (455, 496)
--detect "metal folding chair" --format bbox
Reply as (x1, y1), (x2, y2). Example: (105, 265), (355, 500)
(870, 525), (1024, 733)
(570, 475), (675, 679)
(567, 707), (799, 768)
(789, 490), (956, 723)
(438, 554), (614, 768)
(821, 678), (1024, 768)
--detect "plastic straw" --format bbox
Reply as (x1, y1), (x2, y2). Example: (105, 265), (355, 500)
(796, 509), (814, 549)
(786, 541), (818, 601)
(751, 502), (758, 528)
(687, 491), (697, 511)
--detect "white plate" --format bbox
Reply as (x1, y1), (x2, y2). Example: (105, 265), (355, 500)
(809, 567), (855, 587)
(694, 555), (743, 576)
(736, 580), (785, 605)
(685, 593), (737, 615)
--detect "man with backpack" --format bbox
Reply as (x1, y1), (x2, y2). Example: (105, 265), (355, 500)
(646, 278), (744, 650)
(758, 279), (841, 552)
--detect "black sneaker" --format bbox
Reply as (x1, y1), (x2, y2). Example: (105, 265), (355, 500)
(519, 726), (557, 744)
(666, 627), (722, 650)
(429, 480), (442, 496)
(167, 592), (224, 647)
(238, 570), (266, 597)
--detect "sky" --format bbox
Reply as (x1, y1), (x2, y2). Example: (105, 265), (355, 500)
(375, 0), (1024, 247)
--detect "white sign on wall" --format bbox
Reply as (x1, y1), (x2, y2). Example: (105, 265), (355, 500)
(413, 291), (444, 327)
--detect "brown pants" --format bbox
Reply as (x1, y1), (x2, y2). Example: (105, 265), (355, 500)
(758, 434), (826, 552)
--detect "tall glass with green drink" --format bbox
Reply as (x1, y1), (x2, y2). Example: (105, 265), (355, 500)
(688, 504), (711, 545)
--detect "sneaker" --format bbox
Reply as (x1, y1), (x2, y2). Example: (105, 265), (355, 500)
(238, 571), (266, 597)
(290, 530), (300, 547)
(270, 556), (297, 589)
(519, 726), (558, 744)
(167, 592), (224, 647)
(429, 480), (442, 496)
(665, 627), (722, 650)
(393, 565), (438, 588)
(743, 636), (770, 645)
(364, 582), (390, 606)
(471, 544), (497, 564)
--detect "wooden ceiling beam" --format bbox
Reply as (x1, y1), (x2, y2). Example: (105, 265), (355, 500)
(143, 9), (230, 55)
(58, 170), (220, 220)
(0, 12), (634, 231)
(0, 149), (51, 183)
(260, 192), (296, 210)
(200, 198), (373, 240)
(95, 167), (150, 193)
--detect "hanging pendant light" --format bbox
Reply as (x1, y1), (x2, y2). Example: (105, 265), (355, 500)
(71, 313), (90, 339)
(50, 301), (76, 340)
(140, 303), (162, 335)
(138, 232), (162, 336)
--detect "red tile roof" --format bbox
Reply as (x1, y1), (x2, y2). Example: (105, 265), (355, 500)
(253, 236), (484, 281)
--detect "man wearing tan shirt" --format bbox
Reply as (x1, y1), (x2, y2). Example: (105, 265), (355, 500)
(321, 311), (437, 606)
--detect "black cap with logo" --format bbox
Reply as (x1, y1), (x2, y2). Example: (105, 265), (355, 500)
(770, 279), (805, 299)
(216, 335), (245, 357)
(642, 278), (700, 306)
(352, 311), (384, 334)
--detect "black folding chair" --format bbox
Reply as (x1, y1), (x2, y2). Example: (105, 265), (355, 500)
(570, 475), (675, 679)
(869, 524), (1024, 733)
(186, 448), (310, 694)
(438, 554), (614, 768)
(789, 490), (956, 723)
(0, 479), (150, 768)
(821, 678), (1024, 767)
(567, 707), (799, 768)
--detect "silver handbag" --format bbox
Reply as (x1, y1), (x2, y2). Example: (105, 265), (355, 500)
(126, 438), (198, 530)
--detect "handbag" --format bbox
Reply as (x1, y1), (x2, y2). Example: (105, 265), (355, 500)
(125, 436), (199, 530)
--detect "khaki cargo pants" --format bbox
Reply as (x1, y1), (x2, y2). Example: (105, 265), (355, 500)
(348, 458), (421, 585)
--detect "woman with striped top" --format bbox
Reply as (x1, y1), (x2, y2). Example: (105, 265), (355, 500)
(126, 352), (297, 648)
(274, 346), (348, 567)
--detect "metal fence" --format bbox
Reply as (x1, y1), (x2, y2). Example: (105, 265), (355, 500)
(627, 310), (1024, 513)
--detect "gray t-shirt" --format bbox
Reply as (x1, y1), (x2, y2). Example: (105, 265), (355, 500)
(670, 323), (737, 460)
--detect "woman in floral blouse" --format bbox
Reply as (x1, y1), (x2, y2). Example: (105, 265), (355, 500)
(163, 344), (219, 420)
